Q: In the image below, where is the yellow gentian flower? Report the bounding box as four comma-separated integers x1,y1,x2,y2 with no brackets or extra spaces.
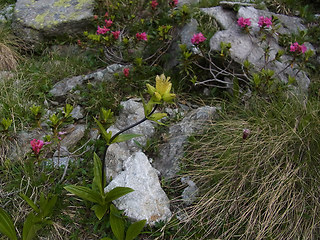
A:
146,74,176,103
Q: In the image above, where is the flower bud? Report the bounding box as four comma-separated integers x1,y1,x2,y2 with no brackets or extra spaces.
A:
243,129,250,140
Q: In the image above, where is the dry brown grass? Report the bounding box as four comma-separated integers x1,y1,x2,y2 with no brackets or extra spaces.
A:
0,42,19,71
0,26,22,71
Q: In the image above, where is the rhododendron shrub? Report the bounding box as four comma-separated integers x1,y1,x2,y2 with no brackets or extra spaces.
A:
30,139,44,155
123,68,130,77
258,16,272,28
136,32,148,41
191,33,206,45
290,42,307,53
151,0,158,10
237,17,251,28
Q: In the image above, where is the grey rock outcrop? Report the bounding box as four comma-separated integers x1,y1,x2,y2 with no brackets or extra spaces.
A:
49,64,126,98
60,124,86,149
104,151,172,225
12,0,95,43
205,6,311,92
52,146,71,167
178,0,199,7
181,177,199,205
153,106,217,179
105,99,155,180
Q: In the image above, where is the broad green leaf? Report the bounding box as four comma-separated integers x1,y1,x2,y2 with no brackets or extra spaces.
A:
39,193,46,213
91,204,109,220
64,185,102,204
100,238,112,240
92,153,103,196
19,193,40,213
125,220,146,240
0,207,17,240
105,187,134,203
94,117,112,144
148,113,167,122
111,134,142,144
22,213,42,240
110,204,125,240
41,194,57,218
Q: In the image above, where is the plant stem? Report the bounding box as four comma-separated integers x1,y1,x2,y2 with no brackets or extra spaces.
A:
101,104,158,188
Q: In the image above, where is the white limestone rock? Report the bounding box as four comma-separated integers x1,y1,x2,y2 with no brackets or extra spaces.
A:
105,151,172,225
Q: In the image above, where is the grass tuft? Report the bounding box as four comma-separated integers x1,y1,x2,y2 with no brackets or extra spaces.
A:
173,94,320,239
0,26,21,71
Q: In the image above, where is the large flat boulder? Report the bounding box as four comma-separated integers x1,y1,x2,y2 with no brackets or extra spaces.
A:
105,151,171,225
12,0,95,43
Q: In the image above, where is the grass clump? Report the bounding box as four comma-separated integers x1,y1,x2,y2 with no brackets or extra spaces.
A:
174,94,320,239
0,25,21,71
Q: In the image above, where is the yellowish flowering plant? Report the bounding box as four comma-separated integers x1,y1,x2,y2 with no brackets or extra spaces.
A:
146,74,176,103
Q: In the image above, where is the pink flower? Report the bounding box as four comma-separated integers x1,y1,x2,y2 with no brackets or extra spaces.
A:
136,32,148,41
77,39,81,46
104,12,108,17
30,139,44,155
112,31,120,40
58,131,67,135
97,26,110,35
105,19,113,27
237,17,251,28
290,43,297,52
290,42,307,53
151,0,158,9
169,0,178,7
93,15,98,20
299,44,307,53
191,32,206,45
123,68,129,78
258,16,272,28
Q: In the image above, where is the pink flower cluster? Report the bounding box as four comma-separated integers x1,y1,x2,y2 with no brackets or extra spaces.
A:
105,19,113,27
123,68,130,78
237,17,251,28
169,0,178,7
151,0,158,9
112,31,120,40
136,32,148,41
97,26,110,35
191,32,206,45
258,16,272,28
30,139,44,155
290,42,307,53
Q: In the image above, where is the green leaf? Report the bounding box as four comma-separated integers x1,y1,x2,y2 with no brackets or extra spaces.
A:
94,117,112,144
111,134,142,144
64,185,102,204
253,73,261,86
92,153,103,196
100,238,113,240
91,204,109,220
105,187,134,203
125,220,146,240
0,207,17,240
148,113,167,122
41,194,57,218
64,103,73,118
19,193,40,213
22,213,42,240
110,204,125,240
